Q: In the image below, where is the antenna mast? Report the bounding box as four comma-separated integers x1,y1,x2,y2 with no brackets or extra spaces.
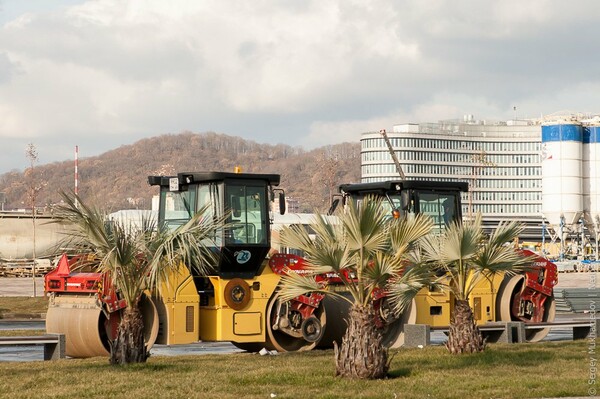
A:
75,145,79,207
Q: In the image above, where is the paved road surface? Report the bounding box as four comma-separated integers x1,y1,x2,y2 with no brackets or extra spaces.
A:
0,277,44,297
1,272,598,297
0,273,597,361
0,318,581,362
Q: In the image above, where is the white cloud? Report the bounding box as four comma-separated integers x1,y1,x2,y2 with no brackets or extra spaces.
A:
303,95,504,148
1,0,600,173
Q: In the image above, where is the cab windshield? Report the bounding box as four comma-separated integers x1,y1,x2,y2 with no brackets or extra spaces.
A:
160,189,196,230
225,184,268,245
379,191,460,235
159,182,268,246
417,192,459,235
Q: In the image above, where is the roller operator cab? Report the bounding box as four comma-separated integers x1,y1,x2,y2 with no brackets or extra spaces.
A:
335,179,557,343
338,180,467,233
147,171,289,348
148,171,283,278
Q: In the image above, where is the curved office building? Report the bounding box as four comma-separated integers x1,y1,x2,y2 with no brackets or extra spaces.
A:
362,118,542,239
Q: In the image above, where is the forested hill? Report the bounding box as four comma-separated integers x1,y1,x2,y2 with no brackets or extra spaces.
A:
0,132,361,213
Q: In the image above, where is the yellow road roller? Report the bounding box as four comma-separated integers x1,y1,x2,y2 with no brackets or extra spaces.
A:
337,180,557,343
46,171,328,356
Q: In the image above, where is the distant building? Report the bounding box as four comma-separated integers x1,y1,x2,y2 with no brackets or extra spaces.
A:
361,113,600,259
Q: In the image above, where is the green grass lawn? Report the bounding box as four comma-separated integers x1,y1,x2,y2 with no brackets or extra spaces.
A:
0,340,594,399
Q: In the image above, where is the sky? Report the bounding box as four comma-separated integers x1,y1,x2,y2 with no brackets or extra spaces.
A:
1,0,600,174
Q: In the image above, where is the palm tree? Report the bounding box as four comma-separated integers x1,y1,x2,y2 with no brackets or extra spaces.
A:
52,193,218,364
278,196,433,379
413,214,533,354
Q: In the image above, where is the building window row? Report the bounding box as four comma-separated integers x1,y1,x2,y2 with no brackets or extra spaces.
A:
362,150,540,165
361,137,540,153
361,164,541,177
472,203,541,215
471,191,541,201
477,179,541,189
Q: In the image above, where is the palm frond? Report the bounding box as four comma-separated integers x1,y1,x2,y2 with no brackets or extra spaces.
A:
310,214,344,250
363,252,404,290
280,222,318,257
440,216,482,264
52,192,222,308
341,196,389,255
278,196,439,310
52,192,113,255
280,213,352,274
488,220,524,248
147,204,221,289
389,213,433,257
387,260,438,314
418,212,534,302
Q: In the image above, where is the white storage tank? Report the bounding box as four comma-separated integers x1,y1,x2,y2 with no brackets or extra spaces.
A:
584,123,600,233
0,213,66,259
541,121,584,229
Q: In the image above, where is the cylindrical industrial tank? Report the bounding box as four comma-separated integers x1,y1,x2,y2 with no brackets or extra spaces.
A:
584,123,600,233
541,122,584,228
0,214,66,259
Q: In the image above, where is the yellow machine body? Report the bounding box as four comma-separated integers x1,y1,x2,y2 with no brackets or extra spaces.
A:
154,264,202,345
198,266,279,343
154,262,279,345
414,272,505,327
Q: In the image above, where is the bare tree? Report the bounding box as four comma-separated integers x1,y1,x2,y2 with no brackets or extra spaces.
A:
312,151,341,209
25,143,42,297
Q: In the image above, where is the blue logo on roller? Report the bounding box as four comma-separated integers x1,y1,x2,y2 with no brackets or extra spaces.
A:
235,250,251,264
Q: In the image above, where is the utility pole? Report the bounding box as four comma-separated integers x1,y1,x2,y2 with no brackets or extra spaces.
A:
379,129,406,179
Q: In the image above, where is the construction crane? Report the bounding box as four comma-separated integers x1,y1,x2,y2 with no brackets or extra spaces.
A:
379,129,406,179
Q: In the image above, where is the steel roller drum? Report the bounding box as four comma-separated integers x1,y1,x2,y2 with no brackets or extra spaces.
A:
265,292,327,352
318,294,416,349
495,275,556,342
46,294,160,358
46,295,109,358
233,292,327,353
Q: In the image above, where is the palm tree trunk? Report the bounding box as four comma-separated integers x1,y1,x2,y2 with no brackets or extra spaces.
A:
334,305,389,379
110,304,149,364
446,299,485,354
